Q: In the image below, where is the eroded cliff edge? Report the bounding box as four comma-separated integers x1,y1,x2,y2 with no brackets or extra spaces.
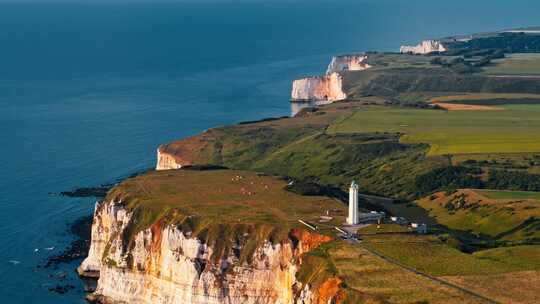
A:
79,169,348,304
291,72,347,102
290,54,372,102
326,54,371,74
400,39,446,54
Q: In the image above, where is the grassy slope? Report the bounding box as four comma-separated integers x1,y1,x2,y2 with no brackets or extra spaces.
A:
327,242,484,304
477,189,540,200
328,105,540,155
441,270,540,304
343,68,540,99
415,189,540,242
160,101,451,199
251,132,445,198
364,235,505,276
483,53,540,76
106,169,347,264
110,169,347,232
363,233,540,277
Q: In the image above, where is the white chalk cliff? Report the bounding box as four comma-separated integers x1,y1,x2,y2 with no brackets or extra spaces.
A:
400,40,446,54
156,148,183,170
291,73,347,102
79,200,340,304
326,54,371,74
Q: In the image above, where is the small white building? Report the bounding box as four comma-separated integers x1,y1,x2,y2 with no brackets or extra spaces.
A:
347,181,359,225
411,223,428,234
357,211,384,223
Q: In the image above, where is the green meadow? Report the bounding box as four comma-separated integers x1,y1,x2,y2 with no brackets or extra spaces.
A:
476,189,540,200
363,234,540,276
327,105,540,155
483,53,540,76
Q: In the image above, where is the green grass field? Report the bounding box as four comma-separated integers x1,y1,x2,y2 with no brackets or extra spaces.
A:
483,53,540,76
473,245,540,269
110,169,347,229
364,234,540,276
327,105,540,155
476,189,540,200
106,169,348,263
326,241,485,304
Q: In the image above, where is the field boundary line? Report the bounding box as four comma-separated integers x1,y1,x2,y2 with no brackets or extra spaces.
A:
359,243,500,304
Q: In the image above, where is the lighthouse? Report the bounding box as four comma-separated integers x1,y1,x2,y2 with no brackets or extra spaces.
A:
347,181,359,225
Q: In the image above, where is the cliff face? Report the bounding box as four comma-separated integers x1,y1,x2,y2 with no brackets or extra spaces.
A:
291,73,347,102
326,54,371,74
400,40,446,54
79,200,339,304
156,148,186,170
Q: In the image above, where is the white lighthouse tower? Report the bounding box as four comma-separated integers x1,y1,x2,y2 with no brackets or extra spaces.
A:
347,181,359,225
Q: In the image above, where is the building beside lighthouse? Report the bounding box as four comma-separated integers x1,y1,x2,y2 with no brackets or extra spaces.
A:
347,181,359,225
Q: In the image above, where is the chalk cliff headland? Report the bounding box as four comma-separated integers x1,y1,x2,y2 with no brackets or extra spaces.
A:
290,54,372,102
82,28,540,304
400,40,446,54
79,170,347,304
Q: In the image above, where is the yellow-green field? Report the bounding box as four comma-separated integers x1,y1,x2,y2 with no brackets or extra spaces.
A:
429,92,540,103
327,242,485,304
442,270,540,304
363,234,540,276
476,189,540,200
483,53,540,75
327,105,540,155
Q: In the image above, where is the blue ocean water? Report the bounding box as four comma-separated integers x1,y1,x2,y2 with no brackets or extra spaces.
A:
1,1,539,303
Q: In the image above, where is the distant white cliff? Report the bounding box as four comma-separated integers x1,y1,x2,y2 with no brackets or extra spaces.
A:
291,72,347,102
326,54,371,74
400,40,446,54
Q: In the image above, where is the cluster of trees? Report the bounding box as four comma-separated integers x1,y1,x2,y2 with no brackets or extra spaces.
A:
285,180,346,201
430,44,509,74
430,55,498,74
461,33,540,54
442,47,505,59
411,166,540,197
486,169,540,191
411,166,483,197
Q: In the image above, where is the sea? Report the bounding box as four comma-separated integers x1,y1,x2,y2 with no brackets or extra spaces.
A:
1,0,539,302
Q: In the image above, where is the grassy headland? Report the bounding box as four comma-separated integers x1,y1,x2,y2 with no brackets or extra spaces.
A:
139,31,540,302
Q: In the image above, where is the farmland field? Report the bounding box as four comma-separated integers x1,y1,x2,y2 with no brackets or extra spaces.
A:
326,242,485,304
475,189,540,200
442,270,540,304
363,235,540,276
429,93,540,106
483,53,540,76
327,105,540,155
